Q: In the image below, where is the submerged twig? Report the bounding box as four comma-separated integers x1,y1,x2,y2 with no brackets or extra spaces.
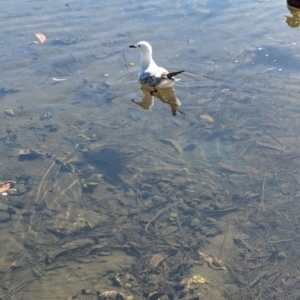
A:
172,208,182,232
255,170,266,220
145,206,170,233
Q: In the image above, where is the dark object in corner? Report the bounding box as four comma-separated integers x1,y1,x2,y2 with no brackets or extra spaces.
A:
286,1,300,28
288,0,300,8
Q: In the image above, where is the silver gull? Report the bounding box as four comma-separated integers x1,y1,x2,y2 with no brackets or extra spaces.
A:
129,41,185,88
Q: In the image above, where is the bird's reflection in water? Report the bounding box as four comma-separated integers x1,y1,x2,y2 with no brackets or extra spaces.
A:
132,84,185,116
286,4,300,28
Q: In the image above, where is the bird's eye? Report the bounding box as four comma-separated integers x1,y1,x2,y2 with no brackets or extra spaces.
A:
138,45,140,47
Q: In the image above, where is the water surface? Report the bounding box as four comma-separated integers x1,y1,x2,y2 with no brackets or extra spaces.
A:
0,0,299,299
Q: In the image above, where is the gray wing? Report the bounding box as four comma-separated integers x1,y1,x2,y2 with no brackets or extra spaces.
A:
138,72,162,87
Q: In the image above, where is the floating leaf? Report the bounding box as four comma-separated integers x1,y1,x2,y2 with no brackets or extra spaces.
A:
35,33,46,43
0,182,10,194
5,109,14,117
52,78,68,81
197,98,210,105
149,253,165,268
200,114,214,123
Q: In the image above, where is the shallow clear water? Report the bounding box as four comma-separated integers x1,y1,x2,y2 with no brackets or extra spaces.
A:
1,0,300,299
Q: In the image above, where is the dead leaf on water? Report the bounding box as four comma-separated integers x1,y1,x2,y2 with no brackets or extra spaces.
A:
52,78,68,81
200,114,214,123
197,98,210,105
35,33,46,43
149,253,166,268
0,182,10,194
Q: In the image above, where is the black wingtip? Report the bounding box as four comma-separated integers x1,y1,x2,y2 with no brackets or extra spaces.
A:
167,70,185,79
